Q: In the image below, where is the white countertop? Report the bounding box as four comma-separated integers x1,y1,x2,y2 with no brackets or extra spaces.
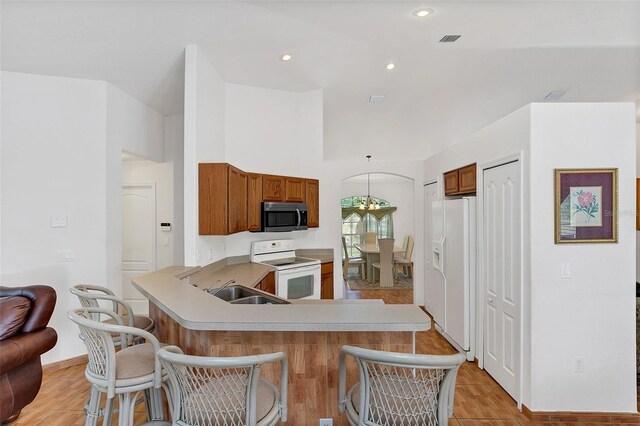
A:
132,266,430,332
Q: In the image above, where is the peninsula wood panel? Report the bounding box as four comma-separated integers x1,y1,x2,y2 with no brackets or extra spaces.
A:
306,179,320,228
150,304,412,426
247,173,263,231
262,175,286,201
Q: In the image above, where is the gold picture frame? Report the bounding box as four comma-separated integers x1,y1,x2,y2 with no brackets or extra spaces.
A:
554,168,618,244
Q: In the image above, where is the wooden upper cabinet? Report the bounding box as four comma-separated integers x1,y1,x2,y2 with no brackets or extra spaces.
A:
444,163,476,196
227,165,247,234
444,170,459,195
285,177,305,202
263,175,285,201
305,179,319,228
199,163,246,235
247,173,263,232
457,163,476,194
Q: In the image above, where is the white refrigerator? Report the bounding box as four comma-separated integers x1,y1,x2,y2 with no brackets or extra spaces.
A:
431,197,476,360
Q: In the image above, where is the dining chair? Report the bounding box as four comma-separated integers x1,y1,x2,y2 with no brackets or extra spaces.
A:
68,307,168,426
363,232,377,245
371,238,395,287
338,345,466,426
157,345,288,426
394,235,415,278
342,236,366,279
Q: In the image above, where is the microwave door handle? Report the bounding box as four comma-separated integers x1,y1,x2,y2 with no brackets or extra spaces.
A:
296,208,301,228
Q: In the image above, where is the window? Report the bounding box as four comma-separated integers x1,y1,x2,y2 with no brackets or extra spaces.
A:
341,196,394,258
341,213,361,258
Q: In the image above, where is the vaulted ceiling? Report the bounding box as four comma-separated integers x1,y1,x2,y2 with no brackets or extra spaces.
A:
2,1,639,160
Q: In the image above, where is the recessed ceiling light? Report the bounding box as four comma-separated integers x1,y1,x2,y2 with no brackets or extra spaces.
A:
280,54,292,62
386,63,396,70
413,8,433,18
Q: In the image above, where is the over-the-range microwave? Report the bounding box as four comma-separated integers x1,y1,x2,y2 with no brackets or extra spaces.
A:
259,202,308,232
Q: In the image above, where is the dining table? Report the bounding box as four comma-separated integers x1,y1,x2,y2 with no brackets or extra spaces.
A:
354,242,404,283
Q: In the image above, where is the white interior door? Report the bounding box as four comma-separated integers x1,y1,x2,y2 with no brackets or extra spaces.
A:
423,183,439,312
483,161,520,400
122,184,156,315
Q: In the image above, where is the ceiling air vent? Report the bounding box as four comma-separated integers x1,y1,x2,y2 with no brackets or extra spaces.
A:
439,35,461,43
369,95,385,104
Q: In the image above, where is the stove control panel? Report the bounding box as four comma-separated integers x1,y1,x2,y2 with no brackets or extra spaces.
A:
251,239,296,256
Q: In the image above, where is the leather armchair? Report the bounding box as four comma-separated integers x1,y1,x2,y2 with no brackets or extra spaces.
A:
0,285,57,423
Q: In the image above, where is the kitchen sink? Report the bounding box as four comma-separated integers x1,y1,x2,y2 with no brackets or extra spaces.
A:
230,295,290,305
211,285,290,305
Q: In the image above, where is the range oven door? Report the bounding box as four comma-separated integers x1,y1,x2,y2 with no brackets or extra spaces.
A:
262,202,308,232
276,264,321,300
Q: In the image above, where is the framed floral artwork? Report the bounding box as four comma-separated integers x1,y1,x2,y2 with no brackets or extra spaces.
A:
554,168,617,244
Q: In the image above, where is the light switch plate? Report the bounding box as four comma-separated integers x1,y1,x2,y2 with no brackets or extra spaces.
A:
561,262,571,279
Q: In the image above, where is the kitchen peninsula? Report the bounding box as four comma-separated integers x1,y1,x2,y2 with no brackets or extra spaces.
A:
132,262,430,425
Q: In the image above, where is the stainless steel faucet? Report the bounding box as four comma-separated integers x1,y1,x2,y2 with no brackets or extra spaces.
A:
206,279,236,295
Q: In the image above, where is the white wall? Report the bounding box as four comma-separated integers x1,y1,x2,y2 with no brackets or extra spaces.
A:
183,59,426,301
122,160,175,269
106,84,165,299
165,114,185,265
183,44,226,266
636,124,639,283
1,72,167,364
1,71,108,364
528,103,636,412
341,174,415,246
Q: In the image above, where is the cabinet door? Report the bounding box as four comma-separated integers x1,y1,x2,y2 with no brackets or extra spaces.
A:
444,170,459,196
262,272,276,295
458,163,477,194
321,262,334,299
305,179,319,228
247,173,263,231
263,175,285,201
199,163,228,235
285,177,305,202
227,165,247,234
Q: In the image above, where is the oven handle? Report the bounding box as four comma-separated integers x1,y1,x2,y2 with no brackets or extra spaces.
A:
278,264,320,275
296,208,301,228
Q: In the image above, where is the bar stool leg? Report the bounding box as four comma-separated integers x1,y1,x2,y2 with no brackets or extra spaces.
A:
149,387,165,421
117,393,133,426
84,385,101,426
103,397,114,426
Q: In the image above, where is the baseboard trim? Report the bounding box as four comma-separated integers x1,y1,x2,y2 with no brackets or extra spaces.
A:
522,404,640,424
43,354,87,373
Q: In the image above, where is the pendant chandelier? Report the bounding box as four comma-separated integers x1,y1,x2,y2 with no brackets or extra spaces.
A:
359,155,380,211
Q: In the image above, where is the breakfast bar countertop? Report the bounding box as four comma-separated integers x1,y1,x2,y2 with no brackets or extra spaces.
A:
132,265,430,333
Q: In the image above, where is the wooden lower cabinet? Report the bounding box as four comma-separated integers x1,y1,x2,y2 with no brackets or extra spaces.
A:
255,271,276,295
321,262,334,300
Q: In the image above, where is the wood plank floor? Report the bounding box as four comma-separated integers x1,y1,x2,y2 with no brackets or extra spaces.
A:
14,280,638,425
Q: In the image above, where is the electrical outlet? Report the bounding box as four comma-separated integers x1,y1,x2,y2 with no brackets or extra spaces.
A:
574,356,584,373
319,420,333,426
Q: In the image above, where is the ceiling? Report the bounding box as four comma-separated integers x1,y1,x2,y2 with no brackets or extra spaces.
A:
2,1,639,161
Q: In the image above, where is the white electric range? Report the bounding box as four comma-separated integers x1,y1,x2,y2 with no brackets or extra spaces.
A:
250,239,321,300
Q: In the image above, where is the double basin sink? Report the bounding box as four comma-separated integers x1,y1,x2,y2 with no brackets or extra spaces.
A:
211,285,290,305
